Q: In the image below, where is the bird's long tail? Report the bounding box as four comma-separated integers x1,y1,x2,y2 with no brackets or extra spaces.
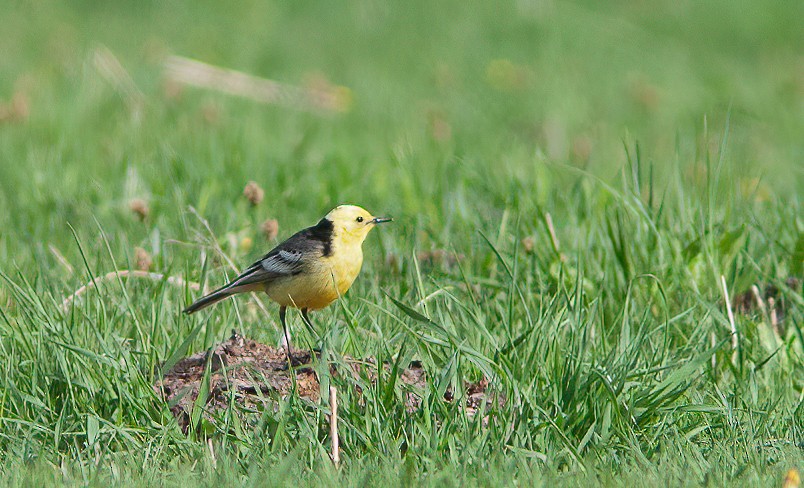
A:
183,286,234,314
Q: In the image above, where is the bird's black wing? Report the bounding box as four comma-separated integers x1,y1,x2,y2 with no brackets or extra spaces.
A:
223,218,334,290
183,217,334,314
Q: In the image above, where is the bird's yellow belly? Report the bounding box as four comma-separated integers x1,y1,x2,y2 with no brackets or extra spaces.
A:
265,254,362,310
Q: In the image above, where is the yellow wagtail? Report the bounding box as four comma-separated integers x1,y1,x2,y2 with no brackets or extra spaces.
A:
184,205,392,351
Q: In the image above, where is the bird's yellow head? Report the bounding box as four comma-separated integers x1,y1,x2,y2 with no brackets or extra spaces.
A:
324,204,392,246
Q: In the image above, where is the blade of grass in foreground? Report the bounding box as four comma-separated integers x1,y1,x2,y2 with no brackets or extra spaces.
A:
159,318,206,377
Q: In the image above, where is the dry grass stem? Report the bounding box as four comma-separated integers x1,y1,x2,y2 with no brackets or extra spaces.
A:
62,270,202,312
49,244,75,275
330,386,340,468
92,45,145,117
164,56,350,113
720,275,739,364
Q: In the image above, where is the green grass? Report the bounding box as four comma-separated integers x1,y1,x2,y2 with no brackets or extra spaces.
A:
1,0,803,485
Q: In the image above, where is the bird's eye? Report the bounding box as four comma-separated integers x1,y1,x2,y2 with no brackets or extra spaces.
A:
356,216,364,223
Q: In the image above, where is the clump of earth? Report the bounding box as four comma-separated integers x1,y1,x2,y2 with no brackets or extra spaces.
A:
156,332,500,432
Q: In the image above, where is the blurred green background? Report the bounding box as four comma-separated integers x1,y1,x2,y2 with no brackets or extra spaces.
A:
2,0,802,270
2,1,802,235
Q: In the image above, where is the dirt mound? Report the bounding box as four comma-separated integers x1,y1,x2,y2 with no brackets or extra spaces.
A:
155,332,498,432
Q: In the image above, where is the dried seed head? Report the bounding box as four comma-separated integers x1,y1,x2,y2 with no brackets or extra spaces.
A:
571,135,593,163
239,236,253,253
427,110,452,142
261,218,279,240
11,92,29,120
243,181,264,206
521,236,535,254
0,92,29,123
129,198,149,221
134,247,152,271
628,74,661,112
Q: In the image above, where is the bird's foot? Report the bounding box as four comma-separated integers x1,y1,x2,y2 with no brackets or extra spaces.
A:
279,347,314,369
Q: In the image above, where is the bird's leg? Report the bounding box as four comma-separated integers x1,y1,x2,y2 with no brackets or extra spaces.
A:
301,308,314,335
279,306,291,359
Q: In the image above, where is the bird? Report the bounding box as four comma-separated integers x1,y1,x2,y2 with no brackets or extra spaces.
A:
184,205,392,355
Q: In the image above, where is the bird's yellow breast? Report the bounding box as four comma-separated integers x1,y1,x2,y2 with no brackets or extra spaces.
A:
265,241,364,310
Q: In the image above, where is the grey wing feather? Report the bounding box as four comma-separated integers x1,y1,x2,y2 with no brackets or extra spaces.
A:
226,249,303,290
262,249,303,273
183,220,331,314
222,231,324,291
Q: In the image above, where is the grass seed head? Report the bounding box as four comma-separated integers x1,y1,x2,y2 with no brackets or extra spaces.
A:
134,247,152,271
243,181,264,206
0,92,30,123
571,135,593,163
261,218,279,240
521,236,535,254
128,198,149,221
427,110,452,142
239,236,253,253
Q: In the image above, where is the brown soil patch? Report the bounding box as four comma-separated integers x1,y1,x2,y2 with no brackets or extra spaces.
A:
155,332,499,432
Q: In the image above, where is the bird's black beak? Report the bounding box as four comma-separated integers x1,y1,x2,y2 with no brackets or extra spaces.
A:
371,217,393,224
